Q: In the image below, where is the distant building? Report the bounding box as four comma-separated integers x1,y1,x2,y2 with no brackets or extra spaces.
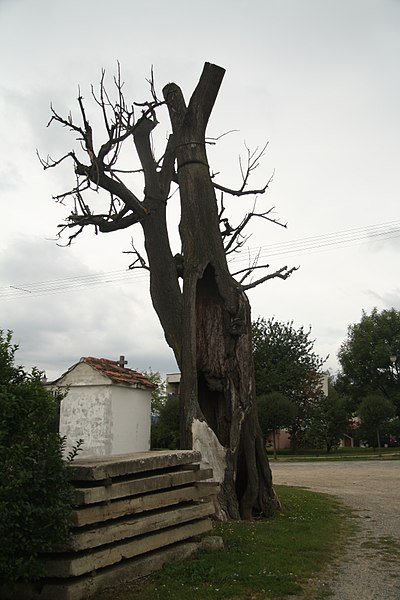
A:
47,356,154,458
166,372,181,396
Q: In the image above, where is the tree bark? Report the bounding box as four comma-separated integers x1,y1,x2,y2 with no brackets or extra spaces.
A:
161,63,276,519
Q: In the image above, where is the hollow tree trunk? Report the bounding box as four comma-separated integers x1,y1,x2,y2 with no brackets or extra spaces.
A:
162,63,277,519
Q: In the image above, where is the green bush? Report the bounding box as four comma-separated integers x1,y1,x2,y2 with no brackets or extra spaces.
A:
0,331,72,583
151,394,180,449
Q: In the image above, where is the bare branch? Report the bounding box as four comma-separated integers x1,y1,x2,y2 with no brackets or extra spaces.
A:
123,239,150,271
37,149,78,170
146,66,159,103
44,63,293,307
56,223,85,247
232,263,271,282
214,168,274,197
205,129,239,145
224,203,286,255
134,67,164,123
47,104,85,138
105,167,143,175
240,265,299,291
57,207,141,245
52,177,91,205
77,93,92,150
43,66,176,256
229,248,260,283
220,217,235,238
217,192,226,220
91,70,112,135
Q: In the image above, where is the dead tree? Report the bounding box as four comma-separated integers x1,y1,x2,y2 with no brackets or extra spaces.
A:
39,62,296,520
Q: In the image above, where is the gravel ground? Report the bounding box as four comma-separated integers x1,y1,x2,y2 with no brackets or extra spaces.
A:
271,460,400,600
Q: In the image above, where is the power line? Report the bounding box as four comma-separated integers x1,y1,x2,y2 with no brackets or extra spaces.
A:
1,220,399,300
255,219,400,252
233,219,400,265
0,269,148,300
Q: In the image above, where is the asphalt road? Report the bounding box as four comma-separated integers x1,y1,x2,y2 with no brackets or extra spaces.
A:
271,460,400,599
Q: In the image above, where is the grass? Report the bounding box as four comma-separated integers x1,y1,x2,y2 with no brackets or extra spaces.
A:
96,485,353,600
270,447,400,462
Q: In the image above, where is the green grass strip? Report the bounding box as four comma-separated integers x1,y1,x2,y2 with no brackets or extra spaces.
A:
272,447,400,462
100,485,351,600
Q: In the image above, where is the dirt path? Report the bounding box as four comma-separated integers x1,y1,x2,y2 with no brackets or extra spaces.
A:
271,460,400,599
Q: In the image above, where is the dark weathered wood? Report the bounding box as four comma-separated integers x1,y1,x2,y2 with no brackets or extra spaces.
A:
163,63,276,519
5,452,216,600
73,467,213,505
71,482,215,527
45,518,212,577
68,450,201,481
59,501,214,551
2,542,200,600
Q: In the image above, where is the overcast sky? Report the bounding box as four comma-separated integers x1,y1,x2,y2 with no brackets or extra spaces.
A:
1,0,399,380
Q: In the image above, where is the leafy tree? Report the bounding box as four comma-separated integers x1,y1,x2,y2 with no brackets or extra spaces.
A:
337,308,400,415
151,394,180,450
380,416,400,446
252,317,326,449
40,62,297,519
358,393,395,455
307,380,350,453
0,331,72,583
257,392,296,459
142,369,167,417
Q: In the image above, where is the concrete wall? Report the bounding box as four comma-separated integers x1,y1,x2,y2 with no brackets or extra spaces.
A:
110,386,151,454
55,362,151,458
266,429,291,450
59,385,113,457
166,372,181,396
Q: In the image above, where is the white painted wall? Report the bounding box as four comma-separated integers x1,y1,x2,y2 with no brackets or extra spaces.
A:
53,362,151,458
111,386,151,454
59,384,113,457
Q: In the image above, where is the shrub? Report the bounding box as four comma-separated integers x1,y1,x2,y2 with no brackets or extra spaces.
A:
0,331,72,583
151,394,180,449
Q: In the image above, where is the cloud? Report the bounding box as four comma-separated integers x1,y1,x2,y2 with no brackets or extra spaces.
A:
366,289,400,311
1,0,400,385
0,235,87,283
0,236,178,379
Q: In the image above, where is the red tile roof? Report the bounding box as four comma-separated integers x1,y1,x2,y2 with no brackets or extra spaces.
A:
81,357,155,389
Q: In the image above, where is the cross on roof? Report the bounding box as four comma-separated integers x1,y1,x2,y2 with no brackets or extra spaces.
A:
118,355,128,368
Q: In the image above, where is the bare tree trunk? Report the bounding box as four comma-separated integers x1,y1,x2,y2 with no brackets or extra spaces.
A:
162,63,276,520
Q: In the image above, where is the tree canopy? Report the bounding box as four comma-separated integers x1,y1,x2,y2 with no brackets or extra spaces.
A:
252,317,325,396
142,369,167,418
337,307,400,415
151,394,180,450
306,379,350,452
358,393,395,454
252,317,326,448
